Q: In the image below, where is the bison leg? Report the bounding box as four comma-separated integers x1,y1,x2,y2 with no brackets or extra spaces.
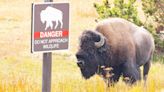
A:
103,72,121,87
49,21,53,30
59,19,63,29
122,61,140,84
45,21,52,30
110,67,122,83
143,61,151,82
54,20,58,29
105,67,122,86
45,22,49,30
137,67,141,80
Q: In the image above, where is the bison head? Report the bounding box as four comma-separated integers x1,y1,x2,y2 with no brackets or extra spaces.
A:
76,30,109,79
40,10,46,24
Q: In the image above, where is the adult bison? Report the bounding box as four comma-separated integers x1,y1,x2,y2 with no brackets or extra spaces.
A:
40,6,63,30
76,18,154,85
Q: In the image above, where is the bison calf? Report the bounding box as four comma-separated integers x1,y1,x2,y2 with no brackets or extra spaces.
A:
76,18,155,85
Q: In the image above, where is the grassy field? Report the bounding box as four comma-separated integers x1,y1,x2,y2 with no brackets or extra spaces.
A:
0,55,164,92
0,0,164,92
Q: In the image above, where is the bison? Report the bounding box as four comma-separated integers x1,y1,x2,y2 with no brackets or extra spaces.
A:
76,18,155,85
40,6,63,30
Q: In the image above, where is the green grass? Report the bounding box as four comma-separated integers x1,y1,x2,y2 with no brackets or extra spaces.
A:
153,53,164,63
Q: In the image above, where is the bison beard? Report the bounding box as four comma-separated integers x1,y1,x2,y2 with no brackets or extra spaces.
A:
76,18,155,85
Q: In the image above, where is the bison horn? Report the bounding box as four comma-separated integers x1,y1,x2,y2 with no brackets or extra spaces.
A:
94,32,105,48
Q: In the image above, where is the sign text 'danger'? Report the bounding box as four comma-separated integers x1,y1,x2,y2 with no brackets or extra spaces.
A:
34,30,68,39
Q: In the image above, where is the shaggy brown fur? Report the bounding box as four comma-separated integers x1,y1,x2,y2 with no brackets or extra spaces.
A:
96,18,136,66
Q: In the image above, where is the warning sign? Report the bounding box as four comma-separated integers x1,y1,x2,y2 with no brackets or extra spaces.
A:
31,3,69,52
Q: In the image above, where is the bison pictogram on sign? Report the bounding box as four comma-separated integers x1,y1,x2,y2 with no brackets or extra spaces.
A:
40,6,63,30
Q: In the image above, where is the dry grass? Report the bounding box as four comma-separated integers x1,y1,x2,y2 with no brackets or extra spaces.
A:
0,0,164,92
0,55,164,92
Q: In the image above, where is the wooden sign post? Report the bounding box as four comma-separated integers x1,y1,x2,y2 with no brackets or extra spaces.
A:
42,0,52,91
42,52,52,92
42,0,53,92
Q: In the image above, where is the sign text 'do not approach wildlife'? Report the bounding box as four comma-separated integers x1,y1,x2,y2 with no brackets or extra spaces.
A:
31,3,69,52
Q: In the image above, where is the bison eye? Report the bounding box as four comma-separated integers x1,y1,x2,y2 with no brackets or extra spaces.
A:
77,60,85,68
76,54,84,60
